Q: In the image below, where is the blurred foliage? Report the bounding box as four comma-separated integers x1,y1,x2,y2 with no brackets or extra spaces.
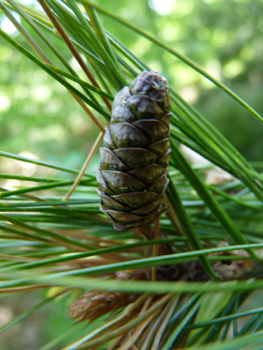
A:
0,0,263,168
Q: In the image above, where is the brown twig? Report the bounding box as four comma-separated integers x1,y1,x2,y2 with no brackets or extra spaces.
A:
63,131,104,201
38,0,111,112
0,285,49,294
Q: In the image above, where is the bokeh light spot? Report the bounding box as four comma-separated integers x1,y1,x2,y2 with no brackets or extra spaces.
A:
0,13,20,34
0,95,11,111
223,60,245,79
149,0,175,15
31,86,51,102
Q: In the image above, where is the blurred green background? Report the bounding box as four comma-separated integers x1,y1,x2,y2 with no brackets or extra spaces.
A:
0,0,263,348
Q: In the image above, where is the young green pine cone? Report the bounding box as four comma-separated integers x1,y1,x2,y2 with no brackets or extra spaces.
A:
97,71,172,230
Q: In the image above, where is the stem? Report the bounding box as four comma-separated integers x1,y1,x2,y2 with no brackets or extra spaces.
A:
152,218,159,281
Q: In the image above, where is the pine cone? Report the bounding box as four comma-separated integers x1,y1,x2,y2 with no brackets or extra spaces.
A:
68,270,147,323
97,71,172,230
68,290,138,323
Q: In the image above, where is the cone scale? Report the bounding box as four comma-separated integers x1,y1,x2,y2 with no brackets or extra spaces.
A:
97,71,172,230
